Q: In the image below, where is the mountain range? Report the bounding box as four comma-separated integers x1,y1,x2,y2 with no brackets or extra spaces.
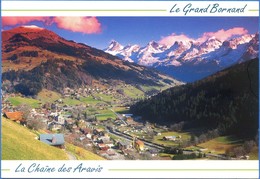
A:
2,26,180,96
105,33,259,82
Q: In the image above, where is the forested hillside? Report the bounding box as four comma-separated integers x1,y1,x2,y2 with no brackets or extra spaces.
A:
131,58,258,139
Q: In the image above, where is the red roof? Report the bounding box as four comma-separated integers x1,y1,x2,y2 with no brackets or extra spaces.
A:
4,111,24,121
135,140,144,146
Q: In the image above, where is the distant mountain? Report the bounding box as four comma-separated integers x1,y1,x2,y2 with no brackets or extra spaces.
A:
2,26,181,96
105,33,259,82
130,58,258,139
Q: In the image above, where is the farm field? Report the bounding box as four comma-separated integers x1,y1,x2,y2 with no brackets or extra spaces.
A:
113,107,130,114
153,131,191,147
95,93,117,103
197,136,243,154
95,110,116,121
63,97,83,106
8,96,41,108
123,86,144,99
80,96,104,105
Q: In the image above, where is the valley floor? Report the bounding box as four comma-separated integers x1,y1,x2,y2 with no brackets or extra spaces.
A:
2,87,258,160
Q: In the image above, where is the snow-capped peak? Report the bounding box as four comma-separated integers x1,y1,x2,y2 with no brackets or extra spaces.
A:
104,33,257,74
198,36,222,53
104,40,124,55
107,40,124,51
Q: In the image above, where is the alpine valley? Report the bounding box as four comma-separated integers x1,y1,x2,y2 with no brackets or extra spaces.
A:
105,33,259,82
2,25,259,161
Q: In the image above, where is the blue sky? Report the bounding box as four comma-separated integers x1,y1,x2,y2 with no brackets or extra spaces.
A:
3,17,259,49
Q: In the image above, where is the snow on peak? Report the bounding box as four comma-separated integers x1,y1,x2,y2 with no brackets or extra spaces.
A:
21,25,44,30
104,33,257,69
106,40,124,52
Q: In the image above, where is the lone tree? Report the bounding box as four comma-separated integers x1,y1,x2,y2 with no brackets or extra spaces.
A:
26,115,45,130
16,104,31,119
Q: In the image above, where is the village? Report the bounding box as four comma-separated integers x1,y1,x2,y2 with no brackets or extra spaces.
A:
2,83,254,160
1,85,189,160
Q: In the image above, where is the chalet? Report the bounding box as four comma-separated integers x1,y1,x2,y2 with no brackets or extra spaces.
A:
93,128,105,136
117,141,129,150
3,111,25,122
39,134,65,148
133,138,144,152
163,136,176,141
98,143,109,151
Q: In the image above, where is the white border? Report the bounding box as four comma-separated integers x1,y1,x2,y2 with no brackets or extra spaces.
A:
1,160,259,178
2,1,259,16
1,0,259,179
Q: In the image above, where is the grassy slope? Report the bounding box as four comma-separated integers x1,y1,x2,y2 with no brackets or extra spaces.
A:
122,86,144,99
37,89,61,103
197,136,258,159
65,143,104,160
8,96,40,108
80,97,103,105
248,147,259,160
197,136,242,154
2,117,68,160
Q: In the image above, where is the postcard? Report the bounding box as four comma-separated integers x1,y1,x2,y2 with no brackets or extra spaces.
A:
1,0,259,178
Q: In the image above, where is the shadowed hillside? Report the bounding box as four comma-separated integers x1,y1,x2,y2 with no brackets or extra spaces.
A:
2,26,180,96
131,58,259,139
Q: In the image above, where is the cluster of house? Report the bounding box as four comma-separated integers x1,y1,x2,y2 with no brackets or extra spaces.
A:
79,126,146,159
62,85,139,107
2,92,162,160
63,87,100,99
63,86,122,99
